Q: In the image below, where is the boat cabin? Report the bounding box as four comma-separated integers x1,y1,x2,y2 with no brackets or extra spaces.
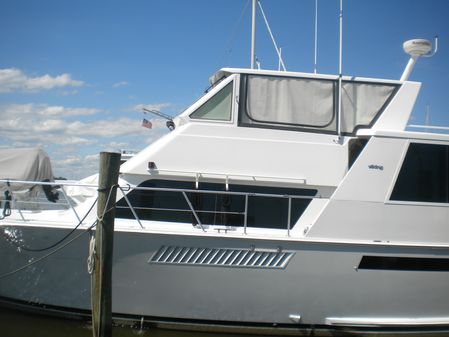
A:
116,67,438,239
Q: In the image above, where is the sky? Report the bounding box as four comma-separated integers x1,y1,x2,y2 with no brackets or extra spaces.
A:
0,0,448,179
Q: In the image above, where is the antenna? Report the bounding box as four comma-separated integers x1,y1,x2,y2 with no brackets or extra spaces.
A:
314,0,318,74
425,105,430,133
278,47,282,71
400,36,438,81
337,0,343,138
251,0,257,69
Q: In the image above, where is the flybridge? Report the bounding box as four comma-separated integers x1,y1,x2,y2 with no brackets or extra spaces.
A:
178,67,415,135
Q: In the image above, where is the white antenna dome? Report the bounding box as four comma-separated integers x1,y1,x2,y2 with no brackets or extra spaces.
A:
403,39,432,57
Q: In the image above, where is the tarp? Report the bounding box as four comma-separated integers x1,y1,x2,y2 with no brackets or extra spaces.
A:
0,148,58,202
0,147,54,184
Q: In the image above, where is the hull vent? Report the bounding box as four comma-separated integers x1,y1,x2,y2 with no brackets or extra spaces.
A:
149,246,294,269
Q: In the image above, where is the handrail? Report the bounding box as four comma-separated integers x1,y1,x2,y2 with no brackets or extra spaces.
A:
118,186,144,229
1,179,319,235
148,169,307,186
0,179,318,200
59,186,81,223
128,185,317,200
0,179,97,224
0,179,98,188
116,184,318,236
181,191,206,232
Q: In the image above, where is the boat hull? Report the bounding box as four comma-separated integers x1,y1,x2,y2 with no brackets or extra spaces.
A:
1,224,449,330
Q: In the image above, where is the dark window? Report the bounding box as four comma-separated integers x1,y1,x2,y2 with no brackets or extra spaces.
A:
358,256,449,272
390,143,449,203
348,138,368,169
116,180,316,229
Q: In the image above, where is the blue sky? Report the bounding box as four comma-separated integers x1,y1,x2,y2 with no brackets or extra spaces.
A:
0,0,448,179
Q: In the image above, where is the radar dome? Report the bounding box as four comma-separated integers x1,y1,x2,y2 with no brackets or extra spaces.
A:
403,39,432,57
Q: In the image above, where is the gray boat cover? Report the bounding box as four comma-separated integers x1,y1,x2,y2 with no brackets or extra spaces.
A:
0,147,55,192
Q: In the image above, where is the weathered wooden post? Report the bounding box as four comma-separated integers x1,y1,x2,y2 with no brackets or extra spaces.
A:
92,152,121,337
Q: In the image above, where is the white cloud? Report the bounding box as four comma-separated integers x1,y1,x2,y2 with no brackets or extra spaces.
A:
60,89,79,96
106,141,131,149
128,103,173,113
59,136,94,145
52,154,99,180
58,155,83,165
65,118,148,137
0,102,169,179
0,103,101,118
112,81,129,88
0,103,165,143
34,119,67,132
85,154,99,161
0,68,84,93
38,105,101,116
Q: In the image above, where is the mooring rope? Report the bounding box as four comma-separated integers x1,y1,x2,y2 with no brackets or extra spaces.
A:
87,235,96,275
0,220,97,280
87,183,118,275
0,184,117,280
7,197,98,253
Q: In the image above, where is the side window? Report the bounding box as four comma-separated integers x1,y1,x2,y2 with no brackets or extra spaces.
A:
189,82,233,121
116,180,316,229
240,75,335,131
238,74,397,134
390,143,449,203
341,82,397,133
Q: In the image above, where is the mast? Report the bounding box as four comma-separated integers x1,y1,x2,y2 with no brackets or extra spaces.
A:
251,0,257,69
314,0,318,74
337,0,343,138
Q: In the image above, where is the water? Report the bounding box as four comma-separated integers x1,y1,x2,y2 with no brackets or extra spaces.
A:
0,307,211,337
3,307,448,337
0,307,281,337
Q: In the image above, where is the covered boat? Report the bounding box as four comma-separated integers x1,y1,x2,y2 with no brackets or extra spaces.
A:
0,148,59,216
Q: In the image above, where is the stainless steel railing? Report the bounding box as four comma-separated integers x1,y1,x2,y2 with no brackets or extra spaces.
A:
0,179,97,223
115,184,317,235
0,179,318,235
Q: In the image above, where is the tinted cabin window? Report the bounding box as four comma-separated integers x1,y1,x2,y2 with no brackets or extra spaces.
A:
189,82,233,121
116,180,316,229
390,143,449,203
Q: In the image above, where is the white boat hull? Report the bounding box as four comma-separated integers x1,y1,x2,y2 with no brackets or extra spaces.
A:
1,224,449,331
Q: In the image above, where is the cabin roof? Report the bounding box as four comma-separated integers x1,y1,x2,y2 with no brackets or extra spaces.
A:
210,67,407,86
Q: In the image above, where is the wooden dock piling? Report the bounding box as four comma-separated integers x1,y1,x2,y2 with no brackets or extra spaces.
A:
92,152,121,337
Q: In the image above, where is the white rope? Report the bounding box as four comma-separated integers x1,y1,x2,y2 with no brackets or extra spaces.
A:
89,183,117,274
87,235,96,274
96,184,118,224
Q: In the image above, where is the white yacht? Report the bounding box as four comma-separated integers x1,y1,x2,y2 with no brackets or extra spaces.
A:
0,12,448,337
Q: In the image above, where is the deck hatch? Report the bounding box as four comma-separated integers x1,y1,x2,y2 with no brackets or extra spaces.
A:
358,256,449,271
149,246,294,269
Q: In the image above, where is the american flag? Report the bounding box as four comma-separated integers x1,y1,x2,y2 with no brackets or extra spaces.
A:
141,118,152,129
